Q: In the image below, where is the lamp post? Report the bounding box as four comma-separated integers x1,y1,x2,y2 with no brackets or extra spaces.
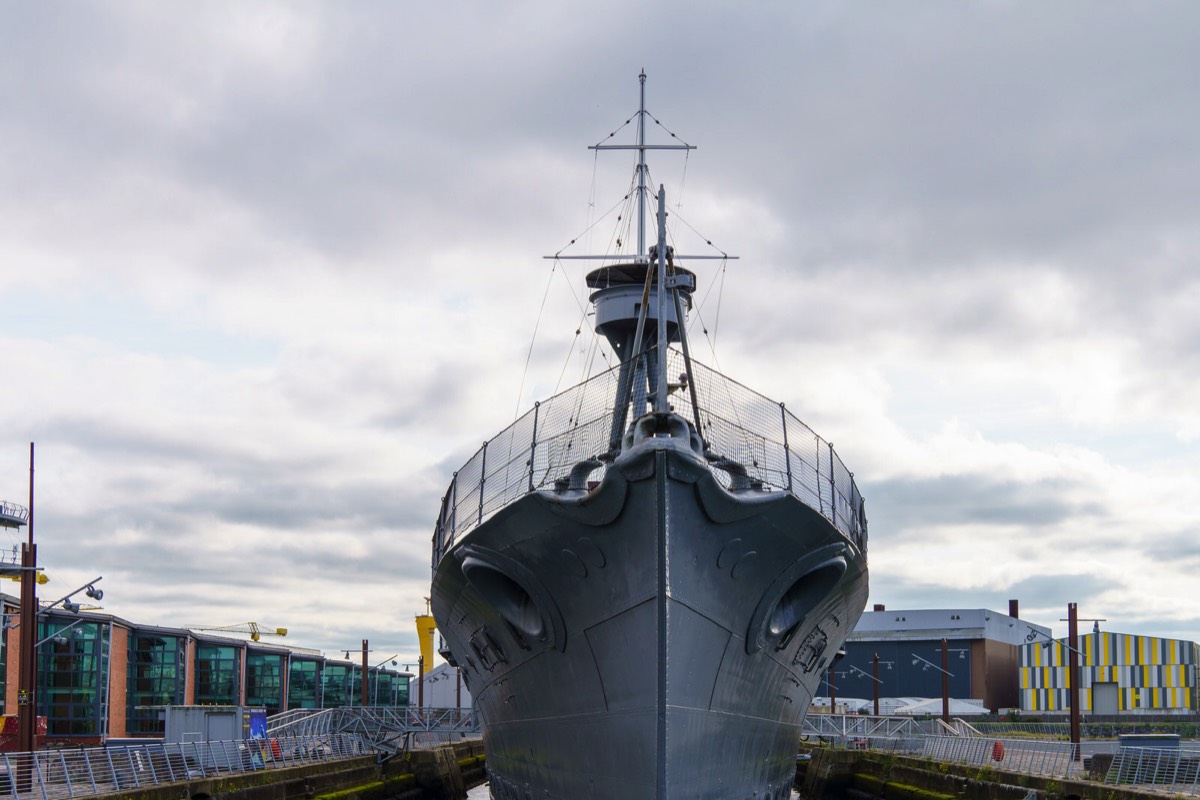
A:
360,639,369,707
846,662,882,716
18,444,37,757
873,653,880,716
941,638,949,723
368,653,400,706
1026,606,1100,763
912,646,955,724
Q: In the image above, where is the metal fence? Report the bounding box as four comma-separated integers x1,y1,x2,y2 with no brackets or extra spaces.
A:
814,718,1200,795
918,735,1086,780
0,733,370,800
1104,746,1200,796
973,721,1200,740
433,347,867,568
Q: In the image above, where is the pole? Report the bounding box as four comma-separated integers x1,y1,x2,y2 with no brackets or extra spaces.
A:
456,666,462,709
941,638,950,723
873,652,880,717
828,667,836,713
1068,602,1081,761
418,656,425,709
16,444,37,770
361,639,369,707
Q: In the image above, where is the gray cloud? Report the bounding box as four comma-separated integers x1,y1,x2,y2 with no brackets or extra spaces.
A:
2,1,1198,655
865,473,1105,530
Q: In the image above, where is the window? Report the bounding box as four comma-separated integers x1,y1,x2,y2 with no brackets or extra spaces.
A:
320,663,349,708
194,643,241,705
127,632,186,734
287,659,322,709
245,652,285,712
37,618,109,737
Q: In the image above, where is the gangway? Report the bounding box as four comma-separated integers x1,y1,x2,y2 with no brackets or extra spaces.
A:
268,707,481,758
801,714,936,741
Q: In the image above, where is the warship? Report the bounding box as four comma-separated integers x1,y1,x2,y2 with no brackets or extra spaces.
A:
430,73,869,800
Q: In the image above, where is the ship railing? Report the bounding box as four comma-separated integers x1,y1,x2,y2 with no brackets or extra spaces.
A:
0,500,30,527
433,347,867,568
0,733,371,800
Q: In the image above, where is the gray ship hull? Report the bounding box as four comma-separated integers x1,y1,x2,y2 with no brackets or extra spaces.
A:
432,429,869,799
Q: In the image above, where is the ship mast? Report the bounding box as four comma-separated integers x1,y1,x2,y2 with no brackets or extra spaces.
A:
590,70,693,264
589,71,698,420
637,71,647,257
556,72,733,451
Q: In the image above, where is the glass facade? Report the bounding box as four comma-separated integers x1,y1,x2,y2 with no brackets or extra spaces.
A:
38,618,109,737
348,665,364,706
320,662,350,708
127,632,186,734
372,671,400,706
245,651,285,712
287,658,322,709
0,614,415,740
194,642,241,705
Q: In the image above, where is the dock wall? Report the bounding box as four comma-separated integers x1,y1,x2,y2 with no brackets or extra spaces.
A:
799,747,1171,800
86,741,486,800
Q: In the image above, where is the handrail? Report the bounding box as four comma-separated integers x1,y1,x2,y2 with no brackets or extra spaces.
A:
0,499,30,526
0,733,371,800
432,347,867,569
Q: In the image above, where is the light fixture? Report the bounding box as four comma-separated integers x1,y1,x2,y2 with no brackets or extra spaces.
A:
43,575,104,615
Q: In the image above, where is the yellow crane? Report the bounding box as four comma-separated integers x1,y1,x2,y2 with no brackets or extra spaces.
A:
415,597,436,667
185,622,288,642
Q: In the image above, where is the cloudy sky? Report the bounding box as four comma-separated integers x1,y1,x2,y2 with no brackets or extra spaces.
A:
2,2,1198,663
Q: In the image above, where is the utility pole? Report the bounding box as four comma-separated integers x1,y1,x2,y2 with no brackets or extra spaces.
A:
941,638,950,723
873,652,880,717
1067,603,1081,761
18,443,38,756
361,639,369,707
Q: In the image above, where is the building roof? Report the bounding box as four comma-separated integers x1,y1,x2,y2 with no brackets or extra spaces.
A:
849,608,1049,647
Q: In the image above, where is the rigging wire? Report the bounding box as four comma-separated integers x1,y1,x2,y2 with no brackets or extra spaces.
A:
591,111,639,149
672,150,690,243
552,192,635,258
647,111,693,148
551,305,592,398
687,257,729,364
514,259,563,421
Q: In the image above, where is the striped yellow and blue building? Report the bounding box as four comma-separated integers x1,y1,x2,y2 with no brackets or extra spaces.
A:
1020,632,1199,714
